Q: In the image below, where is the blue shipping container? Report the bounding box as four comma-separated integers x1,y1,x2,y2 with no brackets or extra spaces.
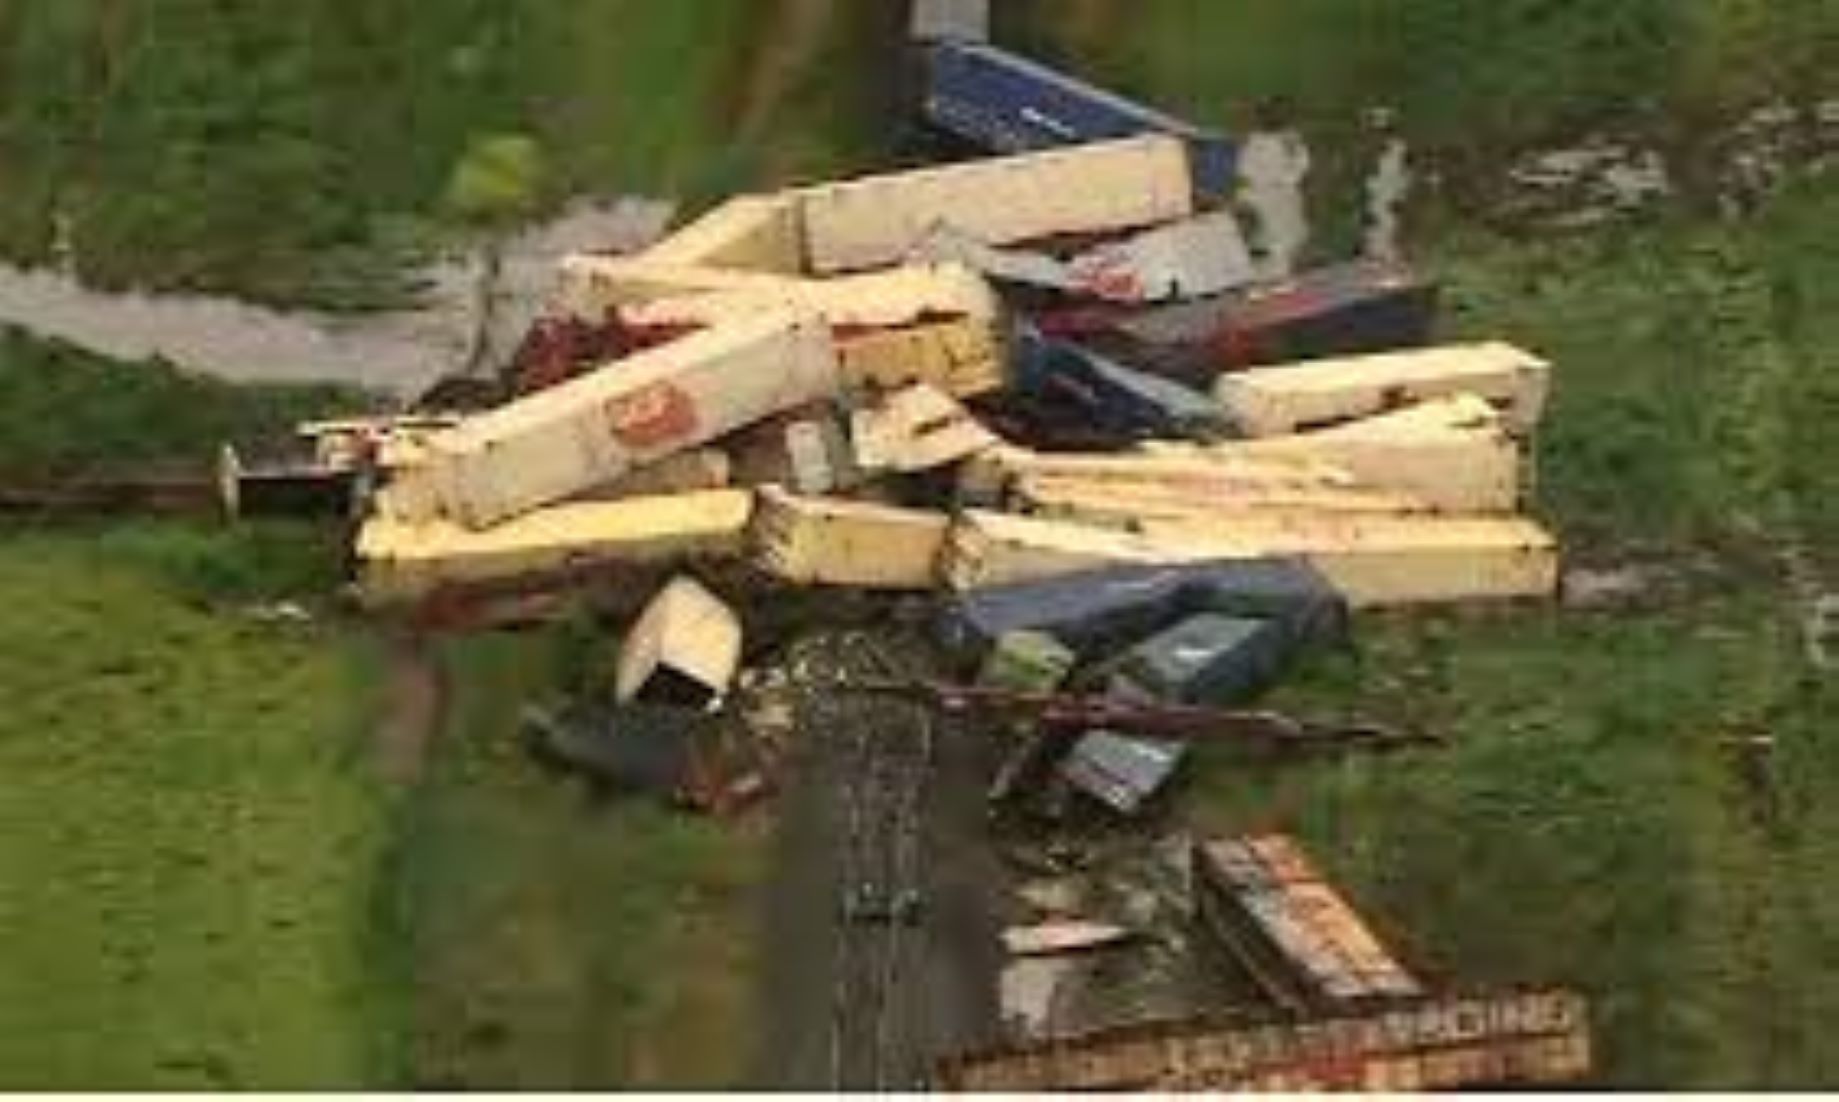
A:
920,39,1236,199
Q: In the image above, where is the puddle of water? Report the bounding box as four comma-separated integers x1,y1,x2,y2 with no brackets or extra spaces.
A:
0,196,672,397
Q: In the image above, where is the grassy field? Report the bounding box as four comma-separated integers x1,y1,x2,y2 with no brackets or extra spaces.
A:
0,525,393,1089
377,630,766,1089
0,326,373,477
0,0,888,307
0,326,765,1088
1190,179,1839,1087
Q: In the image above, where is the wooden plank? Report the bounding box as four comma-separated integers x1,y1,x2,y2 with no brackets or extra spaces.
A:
798,135,1193,274
379,310,836,528
942,509,1557,606
835,316,1006,398
1214,341,1550,436
750,486,950,589
356,490,754,607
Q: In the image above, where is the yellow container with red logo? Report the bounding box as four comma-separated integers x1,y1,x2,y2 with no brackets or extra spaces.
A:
378,310,836,529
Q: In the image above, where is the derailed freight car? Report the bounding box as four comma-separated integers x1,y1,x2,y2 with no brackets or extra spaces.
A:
933,987,1592,1090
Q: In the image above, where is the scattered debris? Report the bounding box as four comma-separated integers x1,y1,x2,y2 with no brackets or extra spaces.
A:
1002,920,1134,957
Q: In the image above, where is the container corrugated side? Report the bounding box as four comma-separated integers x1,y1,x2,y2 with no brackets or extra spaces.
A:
798,135,1193,274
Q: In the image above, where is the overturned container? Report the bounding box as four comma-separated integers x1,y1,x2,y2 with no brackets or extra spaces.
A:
381,310,837,528
615,575,743,709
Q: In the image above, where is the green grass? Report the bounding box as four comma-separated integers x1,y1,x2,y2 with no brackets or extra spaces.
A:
0,527,398,1088
1010,0,1837,251
378,628,764,1089
0,327,375,477
1186,179,1839,1087
0,0,885,307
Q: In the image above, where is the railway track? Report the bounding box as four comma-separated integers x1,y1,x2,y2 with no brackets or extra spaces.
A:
788,630,941,1088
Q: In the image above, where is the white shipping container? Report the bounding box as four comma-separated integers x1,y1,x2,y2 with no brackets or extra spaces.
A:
1214,341,1551,436
798,135,1194,274
385,310,837,528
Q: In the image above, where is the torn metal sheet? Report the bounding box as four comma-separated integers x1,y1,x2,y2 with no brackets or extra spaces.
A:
834,315,1007,399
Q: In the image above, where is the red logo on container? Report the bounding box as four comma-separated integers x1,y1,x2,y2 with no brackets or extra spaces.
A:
605,382,698,449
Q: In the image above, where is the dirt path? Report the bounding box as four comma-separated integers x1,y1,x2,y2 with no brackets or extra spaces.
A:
374,633,444,785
